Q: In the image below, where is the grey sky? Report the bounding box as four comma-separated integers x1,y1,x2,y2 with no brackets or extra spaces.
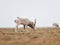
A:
0,0,60,27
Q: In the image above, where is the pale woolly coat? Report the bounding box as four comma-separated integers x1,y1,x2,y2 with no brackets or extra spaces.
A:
14,17,36,32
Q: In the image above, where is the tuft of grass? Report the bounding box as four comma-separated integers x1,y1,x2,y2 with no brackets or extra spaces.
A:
2,36,12,41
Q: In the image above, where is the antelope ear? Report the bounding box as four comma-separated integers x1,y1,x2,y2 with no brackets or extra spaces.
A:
17,17,20,19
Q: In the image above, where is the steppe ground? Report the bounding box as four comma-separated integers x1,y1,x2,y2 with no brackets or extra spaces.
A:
0,27,60,45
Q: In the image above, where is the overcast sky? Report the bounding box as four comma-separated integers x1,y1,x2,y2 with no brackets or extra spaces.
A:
0,0,60,27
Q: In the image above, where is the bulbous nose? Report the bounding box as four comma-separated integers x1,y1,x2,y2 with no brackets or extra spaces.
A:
14,20,16,22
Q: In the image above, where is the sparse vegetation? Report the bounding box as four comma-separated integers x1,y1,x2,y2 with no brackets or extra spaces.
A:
2,36,12,41
0,28,60,45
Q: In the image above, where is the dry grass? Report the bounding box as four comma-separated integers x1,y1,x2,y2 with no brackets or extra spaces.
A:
0,27,60,45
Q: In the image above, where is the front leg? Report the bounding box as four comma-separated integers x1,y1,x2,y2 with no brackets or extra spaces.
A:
24,25,25,30
15,25,18,32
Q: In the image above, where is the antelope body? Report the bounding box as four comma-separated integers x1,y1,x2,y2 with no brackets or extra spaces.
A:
14,17,36,32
